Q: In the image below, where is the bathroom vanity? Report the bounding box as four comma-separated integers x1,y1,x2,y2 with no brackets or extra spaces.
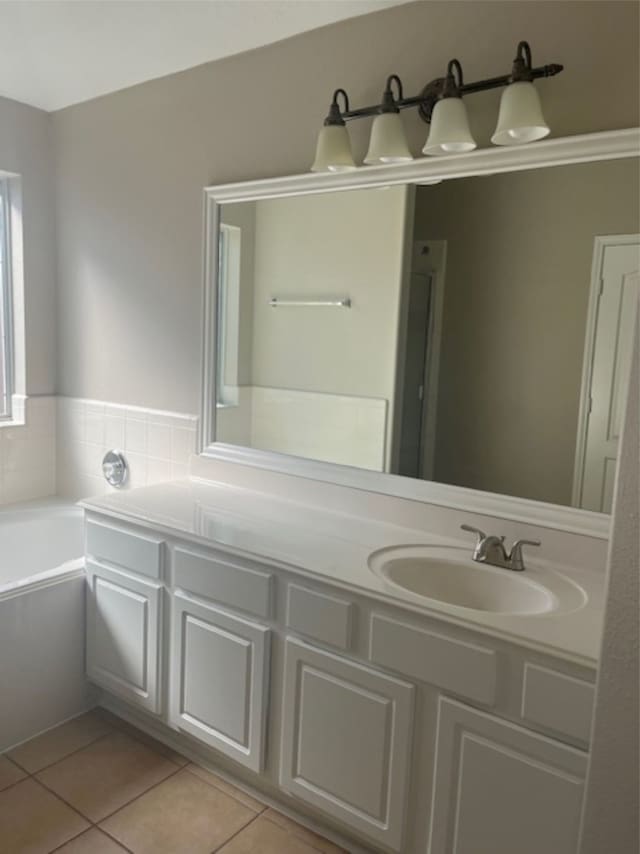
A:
80,129,640,852
82,479,600,854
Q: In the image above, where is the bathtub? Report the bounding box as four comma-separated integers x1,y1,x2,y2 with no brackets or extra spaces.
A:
0,500,94,752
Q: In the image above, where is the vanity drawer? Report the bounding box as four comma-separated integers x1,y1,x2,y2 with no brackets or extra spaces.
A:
521,663,595,743
86,519,164,579
286,583,353,650
369,613,497,705
173,546,273,619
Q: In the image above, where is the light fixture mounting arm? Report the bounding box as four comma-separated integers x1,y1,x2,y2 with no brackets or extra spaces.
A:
324,88,350,126
323,40,563,125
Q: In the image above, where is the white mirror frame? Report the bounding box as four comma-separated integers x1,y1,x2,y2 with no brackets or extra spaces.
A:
201,128,640,539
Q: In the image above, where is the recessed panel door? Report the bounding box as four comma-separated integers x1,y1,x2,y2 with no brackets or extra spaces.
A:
428,697,588,854
170,592,270,772
280,637,414,852
86,560,162,714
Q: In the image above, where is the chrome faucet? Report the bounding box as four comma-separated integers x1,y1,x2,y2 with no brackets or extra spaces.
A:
461,525,541,571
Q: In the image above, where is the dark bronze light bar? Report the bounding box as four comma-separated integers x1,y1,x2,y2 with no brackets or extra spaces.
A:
311,41,564,171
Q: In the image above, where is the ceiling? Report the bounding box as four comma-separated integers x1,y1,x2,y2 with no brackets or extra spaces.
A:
0,0,407,112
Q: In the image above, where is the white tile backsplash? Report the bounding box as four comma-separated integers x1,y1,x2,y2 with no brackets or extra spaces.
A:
56,397,198,500
104,414,125,448
147,421,173,460
125,416,148,454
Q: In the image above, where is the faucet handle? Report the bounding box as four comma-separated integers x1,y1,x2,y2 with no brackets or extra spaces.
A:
460,524,487,544
508,538,541,571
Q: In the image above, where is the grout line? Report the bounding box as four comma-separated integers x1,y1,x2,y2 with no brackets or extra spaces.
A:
1,707,101,757
95,762,185,824
95,825,136,853
183,764,268,815
10,727,115,776
0,754,31,794
212,810,263,853
47,825,135,854
47,826,93,853
0,775,29,796
31,774,98,828
2,753,29,773
97,716,188,771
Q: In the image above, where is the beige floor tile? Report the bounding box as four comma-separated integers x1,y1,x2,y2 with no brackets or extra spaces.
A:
8,710,112,774
264,809,348,853
94,708,189,766
0,777,89,854
100,767,256,854
186,763,266,812
36,730,179,822
0,755,27,791
53,827,129,853
218,815,326,853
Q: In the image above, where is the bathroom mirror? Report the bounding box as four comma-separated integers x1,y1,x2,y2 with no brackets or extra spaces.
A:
201,131,640,527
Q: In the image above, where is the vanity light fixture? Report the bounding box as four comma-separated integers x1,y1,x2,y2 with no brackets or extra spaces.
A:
311,89,357,172
422,60,476,156
311,40,562,171
492,42,551,145
364,75,413,164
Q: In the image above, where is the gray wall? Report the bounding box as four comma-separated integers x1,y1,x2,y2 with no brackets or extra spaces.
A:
414,158,640,505
0,96,56,396
51,0,640,413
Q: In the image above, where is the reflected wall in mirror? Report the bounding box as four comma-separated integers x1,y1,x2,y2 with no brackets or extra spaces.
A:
214,157,639,513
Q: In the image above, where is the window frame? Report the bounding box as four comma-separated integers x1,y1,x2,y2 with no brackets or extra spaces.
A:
0,178,14,421
216,223,242,408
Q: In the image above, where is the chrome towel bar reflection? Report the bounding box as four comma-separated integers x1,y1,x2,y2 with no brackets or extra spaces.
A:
268,297,352,308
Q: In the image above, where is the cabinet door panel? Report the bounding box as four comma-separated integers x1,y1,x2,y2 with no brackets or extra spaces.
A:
429,697,588,854
86,561,162,713
170,592,270,772
280,637,414,852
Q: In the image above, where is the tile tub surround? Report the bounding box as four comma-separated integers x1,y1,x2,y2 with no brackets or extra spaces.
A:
217,386,388,472
0,396,56,506
0,710,346,854
1,396,199,505
57,397,198,500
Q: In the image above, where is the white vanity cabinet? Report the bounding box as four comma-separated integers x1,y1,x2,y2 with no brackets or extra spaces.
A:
428,697,588,854
280,637,415,852
83,509,595,854
85,517,166,714
169,591,270,772
86,560,163,714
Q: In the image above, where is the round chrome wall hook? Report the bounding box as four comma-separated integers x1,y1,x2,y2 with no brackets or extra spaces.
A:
102,450,128,488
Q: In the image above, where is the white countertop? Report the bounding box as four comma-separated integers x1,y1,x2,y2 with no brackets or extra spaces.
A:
81,478,605,668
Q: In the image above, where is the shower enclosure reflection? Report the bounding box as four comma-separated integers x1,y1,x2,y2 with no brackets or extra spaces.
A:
213,158,639,512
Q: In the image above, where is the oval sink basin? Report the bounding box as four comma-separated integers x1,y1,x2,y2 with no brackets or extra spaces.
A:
369,546,585,615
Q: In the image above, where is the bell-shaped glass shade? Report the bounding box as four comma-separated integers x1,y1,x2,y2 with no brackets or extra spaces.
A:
311,124,357,172
422,97,476,156
364,112,413,164
491,81,550,146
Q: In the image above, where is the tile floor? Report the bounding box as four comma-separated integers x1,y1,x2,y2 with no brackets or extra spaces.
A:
0,710,349,854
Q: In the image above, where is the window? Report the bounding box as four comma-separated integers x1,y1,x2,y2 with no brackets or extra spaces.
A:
216,224,242,407
0,179,13,419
